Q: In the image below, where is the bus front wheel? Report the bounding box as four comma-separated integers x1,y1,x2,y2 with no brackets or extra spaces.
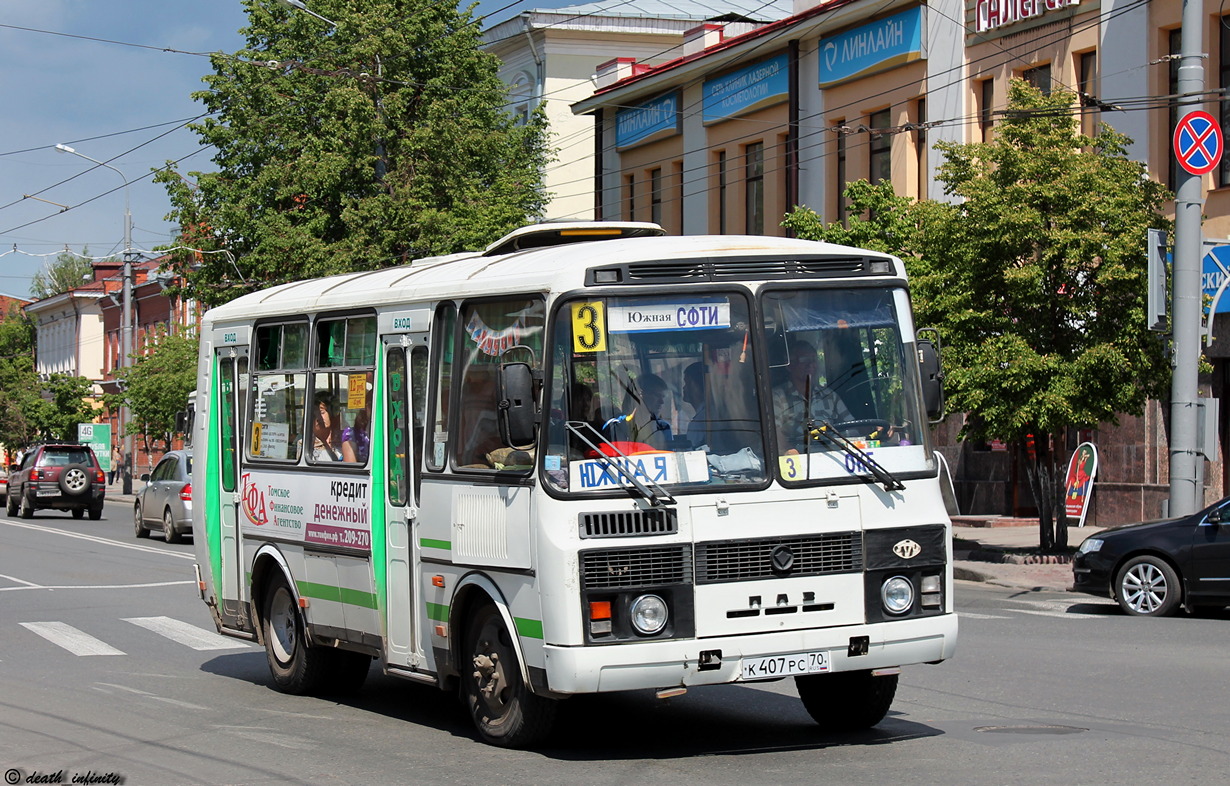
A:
263,575,327,695
796,670,898,732
462,603,557,747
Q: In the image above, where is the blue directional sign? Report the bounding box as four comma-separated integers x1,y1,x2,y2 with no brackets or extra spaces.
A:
1204,245,1230,314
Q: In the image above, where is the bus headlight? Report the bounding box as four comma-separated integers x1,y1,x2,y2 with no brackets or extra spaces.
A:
629,594,669,635
881,576,914,615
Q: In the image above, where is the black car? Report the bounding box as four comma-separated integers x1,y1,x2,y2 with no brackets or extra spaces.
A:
6,443,106,520
1073,497,1230,616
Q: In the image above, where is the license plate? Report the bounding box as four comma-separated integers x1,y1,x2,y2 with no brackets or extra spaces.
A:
36,488,60,497
741,650,830,680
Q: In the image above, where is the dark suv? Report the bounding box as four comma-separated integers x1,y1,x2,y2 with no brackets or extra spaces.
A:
6,443,106,520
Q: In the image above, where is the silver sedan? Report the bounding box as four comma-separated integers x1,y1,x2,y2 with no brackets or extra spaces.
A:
134,450,193,543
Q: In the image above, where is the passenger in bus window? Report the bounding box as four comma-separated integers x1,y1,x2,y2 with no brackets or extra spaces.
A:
683,361,708,448
312,392,344,461
773,338,852,454
342,409,370,463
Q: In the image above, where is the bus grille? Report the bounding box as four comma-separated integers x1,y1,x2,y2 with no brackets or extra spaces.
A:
587,256,885,285
580,545,692,589
695,533,862,584
579,509,678,538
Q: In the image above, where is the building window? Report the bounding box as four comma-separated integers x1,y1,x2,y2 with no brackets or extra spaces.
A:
625,174,636,221
1078,51,1098,138
717,151,728,234
672,161,684,233
745,142,765,235
650,168,663,225
979,79,995,143
1221,24,1230,187
834,123,847,225
916,98,927,199
1021,63,1052,95
869,109,891,185
1169,28,1183,189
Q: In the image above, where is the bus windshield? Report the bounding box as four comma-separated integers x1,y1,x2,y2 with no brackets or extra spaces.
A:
763,286,934,484
544,291,767,493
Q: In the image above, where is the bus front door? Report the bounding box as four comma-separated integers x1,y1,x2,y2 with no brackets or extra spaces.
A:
381,336,426,668
215,346,250,630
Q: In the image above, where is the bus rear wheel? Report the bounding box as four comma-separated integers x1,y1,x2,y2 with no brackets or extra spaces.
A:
263,575,328,695
796,670,898,732
462,603,556,748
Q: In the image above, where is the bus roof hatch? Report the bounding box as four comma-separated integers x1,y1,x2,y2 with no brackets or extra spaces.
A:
482,221,665,257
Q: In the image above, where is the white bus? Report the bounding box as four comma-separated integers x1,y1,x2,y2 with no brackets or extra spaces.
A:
192,222,957,747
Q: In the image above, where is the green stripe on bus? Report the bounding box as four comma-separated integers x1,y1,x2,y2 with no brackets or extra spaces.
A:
296,581,378,609
420,538,451,551
426,602,449,622
514,617,544,639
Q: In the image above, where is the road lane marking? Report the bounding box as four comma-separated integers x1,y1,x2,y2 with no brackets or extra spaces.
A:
95,682,211,710
0,573,44,588
957,611,1010,619
0,519,194,559
123,616,252,650
19,621,125,656
1011,608,1103,620
0,580,194,593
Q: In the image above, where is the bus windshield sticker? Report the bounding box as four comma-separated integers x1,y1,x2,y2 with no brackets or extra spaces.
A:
252,422,291,460
569,450,709,490
608,300,731,333
571,301,607,353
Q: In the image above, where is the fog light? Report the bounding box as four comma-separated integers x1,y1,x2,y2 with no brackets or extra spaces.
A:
630,594,669,635
881,576,914,614
920,575,941,594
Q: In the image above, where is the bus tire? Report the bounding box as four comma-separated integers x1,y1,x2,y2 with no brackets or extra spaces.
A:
462,603,556,748
262,574,327,695
795,670,898,732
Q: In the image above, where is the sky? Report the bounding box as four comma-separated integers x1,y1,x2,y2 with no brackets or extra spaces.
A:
0,0,556,300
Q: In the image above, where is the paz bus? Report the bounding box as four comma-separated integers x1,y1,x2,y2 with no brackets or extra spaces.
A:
191,222,957,747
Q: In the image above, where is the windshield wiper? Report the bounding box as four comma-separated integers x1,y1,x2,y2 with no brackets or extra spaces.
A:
564,421,676,507
807,420,905,492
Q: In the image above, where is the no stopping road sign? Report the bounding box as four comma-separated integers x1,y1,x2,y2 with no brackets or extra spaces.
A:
1174,110,1224,176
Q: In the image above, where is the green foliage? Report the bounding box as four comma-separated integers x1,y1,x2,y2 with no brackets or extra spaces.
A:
785,80,1171,548
29,248,94,300
28,375,99,442
108,329,199,451
158,0,551,306
0,305,39,450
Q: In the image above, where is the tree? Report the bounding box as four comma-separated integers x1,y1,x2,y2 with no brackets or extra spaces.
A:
786,80,1171,550
108,329,199,455
29,247,94,300
0,304,99,446
156,0,552,307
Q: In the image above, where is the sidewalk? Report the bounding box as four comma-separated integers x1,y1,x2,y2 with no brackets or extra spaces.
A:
952,515,1102,592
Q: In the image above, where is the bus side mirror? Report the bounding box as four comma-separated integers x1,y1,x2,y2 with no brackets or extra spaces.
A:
498,362,537,447
917,330,945,423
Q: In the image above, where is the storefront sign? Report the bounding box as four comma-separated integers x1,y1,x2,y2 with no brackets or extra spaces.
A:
974,0,1081,34
615,92,679,150
703,54,789,125
1064,442,1097,526
819,6,924,88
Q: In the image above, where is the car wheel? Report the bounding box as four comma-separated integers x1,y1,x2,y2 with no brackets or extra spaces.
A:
462,602,557,748
71,509,84,519
19,494,34,519
1116,556,1182,617
163,509,180,544
6,492,16,516
796,670,899,732
88,505,102,521
134,502,149,538
59,463,93,497
263,574,328,695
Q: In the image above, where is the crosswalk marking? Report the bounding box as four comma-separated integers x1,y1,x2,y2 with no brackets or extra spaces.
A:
123,616,252,650
19,621,126,656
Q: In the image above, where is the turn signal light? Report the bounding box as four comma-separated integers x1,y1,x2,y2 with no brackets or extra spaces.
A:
180,483,193,501
589,600,612,621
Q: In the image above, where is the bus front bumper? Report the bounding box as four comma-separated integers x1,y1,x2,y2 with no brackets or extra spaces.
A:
540,613,958,694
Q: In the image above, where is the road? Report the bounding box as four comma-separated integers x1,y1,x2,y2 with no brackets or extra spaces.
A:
1,499,1227,785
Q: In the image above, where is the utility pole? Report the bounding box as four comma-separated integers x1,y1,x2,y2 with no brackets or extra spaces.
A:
1168,0,1209,517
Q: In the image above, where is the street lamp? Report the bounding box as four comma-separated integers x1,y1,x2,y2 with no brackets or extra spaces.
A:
56,143,136,495
277,0,337,28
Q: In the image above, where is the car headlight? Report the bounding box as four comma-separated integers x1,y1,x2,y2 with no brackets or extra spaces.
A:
1077,538,1104,555
881,576,914,614
629,594,669,635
